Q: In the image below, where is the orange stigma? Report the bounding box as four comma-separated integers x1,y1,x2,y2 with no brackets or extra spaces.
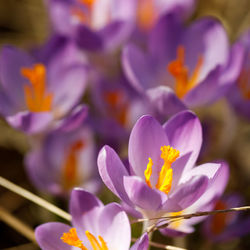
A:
168,45,204,99
21,64,53,112
78,0,95,8
237,68,250,100
137,0,156,30
144,145,179,195
61,228,108,250
62,140,84,190
103,90,128,127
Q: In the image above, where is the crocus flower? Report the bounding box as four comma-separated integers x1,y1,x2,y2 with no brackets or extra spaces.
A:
122,13,244,117
98,110,227,221
46,0,134,51
89,74,150,150
202,194,250,242
227,30,250,119
25,107,99,196
35,188,149,249
0,42,87,134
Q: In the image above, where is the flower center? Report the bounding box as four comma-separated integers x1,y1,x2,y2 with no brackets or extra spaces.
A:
21,64,53,112
137,0,156,30
168,45,204,99
144,145,179,195
62,140,84,190
61,228,108,250
71,0,95,25
103,90,128,127
237,67,250,100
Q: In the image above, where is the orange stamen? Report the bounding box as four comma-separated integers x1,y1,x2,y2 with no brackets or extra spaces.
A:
21,64,53,112
62,140,84,190
168,45,204,99
79,0,95,8
144,145,179,195
103,90,128,127
61,228,87,250
137,0,156,30
237,68,250,100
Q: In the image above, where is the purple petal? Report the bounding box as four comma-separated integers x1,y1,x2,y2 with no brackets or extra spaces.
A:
97,145,132,206
163,175,209,211
160,225,194,237
148,13,183,64
50,65,87,117
35,222,71,250
163,110,202,171
55,104,88,132
0,91,16,116
182,18,229,81
130,233,149,250
183,66,221,107
98,203,131,250
70,188,103,232
0,46,34,107
123,176,163,210
100,21,133,51
128,115,169,182
146,86,187,117
122,44,157,93
76,25,103,51
7,111,53,134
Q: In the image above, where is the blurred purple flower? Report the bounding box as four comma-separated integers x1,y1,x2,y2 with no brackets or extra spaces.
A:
46,0,135,51
0,42,87,134
202,194,250,242
227,30,250,119
35,188,148,249
122,13,244,117
25,106,99,196
98,111,227,221
129,0,196,32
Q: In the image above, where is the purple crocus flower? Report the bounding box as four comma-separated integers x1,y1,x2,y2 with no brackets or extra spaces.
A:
0,42,87,134
98,110,227,221
35,188,149,249
89,74,150,150
25,106,99,196
46,0,134,51
202,194,250,242
227,30,250,119
122,13,244,117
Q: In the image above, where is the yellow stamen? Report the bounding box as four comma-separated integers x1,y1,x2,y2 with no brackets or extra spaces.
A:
169,211,183,229
144,145,179,195
61,228,87,250
62,140,84,190
137,0,156,30
168,45,204,99
86,231,108,250
61,228,108,250
21,64,53,112
144,157,153,188
237,68,250,100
